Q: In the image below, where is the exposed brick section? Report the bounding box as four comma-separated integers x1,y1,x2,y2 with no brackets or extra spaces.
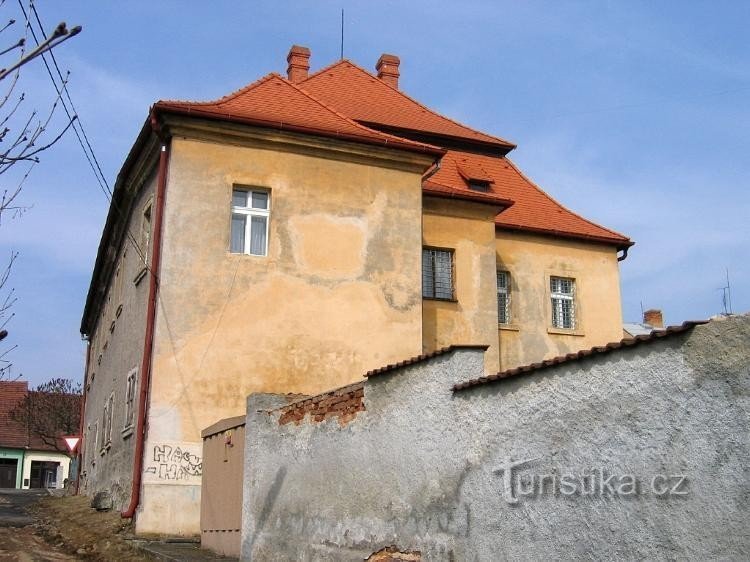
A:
453,320,708,391
367,546,421,561
277,382,365,427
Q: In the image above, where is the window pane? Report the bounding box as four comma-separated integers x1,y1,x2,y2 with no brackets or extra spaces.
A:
251,191,269,210
434,250,453,299
497,271,509,324
232,189,247,208
422,250,434,297
231,214,246,253
250,215,267,256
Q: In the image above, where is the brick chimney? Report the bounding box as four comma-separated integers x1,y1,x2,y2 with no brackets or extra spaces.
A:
286,45,310,83
643,309,664,328
376,54,400,89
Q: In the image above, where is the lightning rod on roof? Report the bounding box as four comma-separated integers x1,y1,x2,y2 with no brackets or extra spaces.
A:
340,9,344,60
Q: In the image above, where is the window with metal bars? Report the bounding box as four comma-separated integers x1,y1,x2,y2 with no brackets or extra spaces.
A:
230,188,270,256
497,270,511,324
422,248,454,300
550,276,576,329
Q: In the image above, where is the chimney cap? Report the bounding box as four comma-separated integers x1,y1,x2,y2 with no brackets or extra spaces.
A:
376,53,400,89
286,45,311,83
287,44,311,62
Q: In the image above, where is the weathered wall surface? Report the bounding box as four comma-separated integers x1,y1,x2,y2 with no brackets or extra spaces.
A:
81,169,157,511
242,315,750,561
422,198,500,373
140,129,431,534
495,230,623,370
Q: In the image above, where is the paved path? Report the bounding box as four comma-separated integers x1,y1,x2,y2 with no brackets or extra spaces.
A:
0,489,77,561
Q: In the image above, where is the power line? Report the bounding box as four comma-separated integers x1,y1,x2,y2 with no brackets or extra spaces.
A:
19,0,149,265
29,1,109,194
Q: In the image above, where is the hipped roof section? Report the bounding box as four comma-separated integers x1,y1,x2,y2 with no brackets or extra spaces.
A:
301,60,516,153
428,151,633,248
153,73,444,157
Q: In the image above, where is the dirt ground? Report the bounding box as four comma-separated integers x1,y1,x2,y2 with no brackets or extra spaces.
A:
29,495,154,561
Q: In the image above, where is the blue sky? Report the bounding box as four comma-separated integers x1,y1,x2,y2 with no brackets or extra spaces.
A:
2,1,748,387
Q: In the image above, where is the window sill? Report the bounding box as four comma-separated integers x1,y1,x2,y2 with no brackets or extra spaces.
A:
121,426,134,439
423,297,458,303
133,266,148,286
499,323,520,332
547,327,585,337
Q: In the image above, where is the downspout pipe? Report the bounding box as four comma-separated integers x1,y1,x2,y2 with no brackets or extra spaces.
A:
617,247,629,262
422,158,441,182
122,117,170,519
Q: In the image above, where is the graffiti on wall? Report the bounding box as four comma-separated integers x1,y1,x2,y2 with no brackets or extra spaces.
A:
143,441,203,485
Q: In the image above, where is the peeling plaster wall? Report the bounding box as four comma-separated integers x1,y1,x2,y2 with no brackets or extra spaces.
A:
137,135,429,534
81,170,157,511
242,315,750,560
422,198,500,373
496,230,624,370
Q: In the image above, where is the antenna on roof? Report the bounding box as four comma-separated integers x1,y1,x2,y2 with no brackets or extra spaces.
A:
717,267,734,316
340,9,344,60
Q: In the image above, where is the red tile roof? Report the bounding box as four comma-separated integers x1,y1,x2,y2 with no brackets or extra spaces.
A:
152,55,629,247
301,60,515,151
0,381,73,451
427,151,632,247
453,321,708,391
153,73,443,157
0,381,29,449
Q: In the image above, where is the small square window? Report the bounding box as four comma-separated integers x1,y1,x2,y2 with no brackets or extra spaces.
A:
230,188,270,256
422,248,454,300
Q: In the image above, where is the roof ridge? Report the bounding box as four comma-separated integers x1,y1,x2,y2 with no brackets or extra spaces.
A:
304,59,516,149
155,72,280,108
501,156,631,243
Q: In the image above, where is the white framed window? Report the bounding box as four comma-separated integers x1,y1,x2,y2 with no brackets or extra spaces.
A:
497,271,511,324
140,201,152,263
91,422,98,464
101,393,114,451
230,188,270,256
422,247,454,300
123,368,138,433
550,276,576,329
99,401,107,451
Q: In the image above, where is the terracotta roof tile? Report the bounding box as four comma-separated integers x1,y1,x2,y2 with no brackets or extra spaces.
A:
453,321,708,391
301,60,515,150
0,381,28,449
154,73,443,157
428,151,632,247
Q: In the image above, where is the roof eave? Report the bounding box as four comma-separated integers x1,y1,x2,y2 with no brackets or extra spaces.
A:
495,223,634,251
80,116,159,336
152,104,445,158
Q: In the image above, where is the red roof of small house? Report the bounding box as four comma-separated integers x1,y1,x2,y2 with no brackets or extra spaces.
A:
0,381,74,452
0,381,29,449
301,60,515,151
427,151,632,248
153,73,443,157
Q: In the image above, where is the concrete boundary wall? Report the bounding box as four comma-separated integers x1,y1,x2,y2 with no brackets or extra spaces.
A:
242,315,750,561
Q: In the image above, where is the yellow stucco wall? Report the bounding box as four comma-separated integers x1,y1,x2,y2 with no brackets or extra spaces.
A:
137,132,431,534
495,230,624,370
422,197,500,373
